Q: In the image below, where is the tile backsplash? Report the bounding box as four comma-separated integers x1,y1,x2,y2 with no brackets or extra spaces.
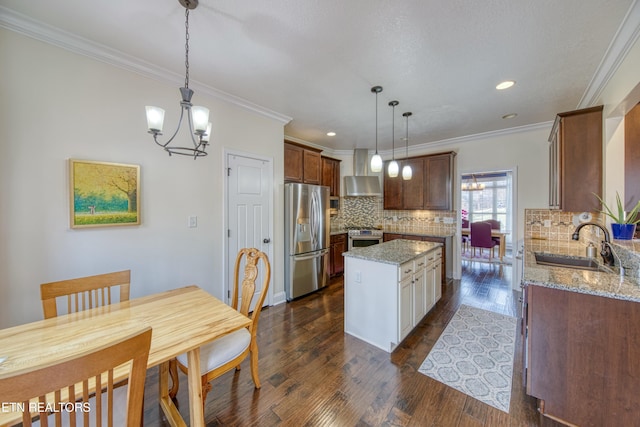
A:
331,196,456,235
525,208,640,279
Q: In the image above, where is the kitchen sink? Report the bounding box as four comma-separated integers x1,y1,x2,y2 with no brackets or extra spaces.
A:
534,252,601,271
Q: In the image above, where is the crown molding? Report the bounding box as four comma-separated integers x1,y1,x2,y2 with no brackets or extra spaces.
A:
0,6,292,125
289,121,554,158
578,0,640,108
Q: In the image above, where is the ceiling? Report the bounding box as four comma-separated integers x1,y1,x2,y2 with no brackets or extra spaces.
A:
1,0,638,152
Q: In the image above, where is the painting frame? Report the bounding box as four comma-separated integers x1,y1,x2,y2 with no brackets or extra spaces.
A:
69,159,141,229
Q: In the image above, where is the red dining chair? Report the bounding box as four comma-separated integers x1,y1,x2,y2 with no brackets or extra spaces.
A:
470,221,498,258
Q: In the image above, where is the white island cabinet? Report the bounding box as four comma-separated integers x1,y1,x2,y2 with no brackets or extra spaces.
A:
343,239,442,352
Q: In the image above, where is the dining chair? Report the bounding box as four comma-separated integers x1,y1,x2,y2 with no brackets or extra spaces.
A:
470,221,498,258
484,219,502,247
461,219,470,251
168,248,271,405
0,327,152,427
40,270,131,319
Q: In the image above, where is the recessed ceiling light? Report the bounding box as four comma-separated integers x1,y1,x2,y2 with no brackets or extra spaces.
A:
327,131,336,136
502,113,518,119
496,80,515,90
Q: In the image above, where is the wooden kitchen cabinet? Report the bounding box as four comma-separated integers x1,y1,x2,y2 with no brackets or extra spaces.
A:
329,233,346,277
322,156,341,197
523,283,640,426
424,153,454,210
548,106,603,211
383,152,455,211
284,141,322,184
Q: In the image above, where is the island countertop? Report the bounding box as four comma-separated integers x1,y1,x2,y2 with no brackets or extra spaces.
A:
523,238,640,303
343,239,442,265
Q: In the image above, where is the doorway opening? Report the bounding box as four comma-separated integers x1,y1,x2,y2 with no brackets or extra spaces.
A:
461,170,514,262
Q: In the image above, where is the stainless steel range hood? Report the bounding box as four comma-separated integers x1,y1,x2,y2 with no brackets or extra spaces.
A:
344,149,381,196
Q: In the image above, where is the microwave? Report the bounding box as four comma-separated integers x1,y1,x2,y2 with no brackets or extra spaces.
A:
329,196,339,216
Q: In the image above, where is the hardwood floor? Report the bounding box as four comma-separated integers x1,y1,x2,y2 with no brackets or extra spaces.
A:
142,261,541,426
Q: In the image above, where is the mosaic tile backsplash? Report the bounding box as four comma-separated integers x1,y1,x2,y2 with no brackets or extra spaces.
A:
330,196,456,235
525,208,640,279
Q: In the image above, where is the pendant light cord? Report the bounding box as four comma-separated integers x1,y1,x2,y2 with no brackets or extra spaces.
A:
184,8,190,89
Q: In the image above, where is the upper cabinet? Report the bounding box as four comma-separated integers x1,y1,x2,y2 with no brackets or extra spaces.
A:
548,106,603,212
384,152,455,211
625,102,640,212
321,156,341,196
284,141,322,185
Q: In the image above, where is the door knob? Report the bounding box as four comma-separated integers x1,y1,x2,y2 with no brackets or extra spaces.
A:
263,238,271,244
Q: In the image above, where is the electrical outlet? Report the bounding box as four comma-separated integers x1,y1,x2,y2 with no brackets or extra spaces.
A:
188,215,198,228
543,219,551,227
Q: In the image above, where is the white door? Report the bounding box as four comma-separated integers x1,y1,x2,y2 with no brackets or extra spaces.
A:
227,153,272,310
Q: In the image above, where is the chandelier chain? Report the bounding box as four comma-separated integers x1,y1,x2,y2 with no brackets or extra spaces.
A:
184,8,190,89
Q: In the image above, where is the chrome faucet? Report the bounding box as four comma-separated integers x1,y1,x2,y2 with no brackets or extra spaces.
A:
572,222,614,266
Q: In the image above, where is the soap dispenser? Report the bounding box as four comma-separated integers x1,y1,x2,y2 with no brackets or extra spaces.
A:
586,243,597,258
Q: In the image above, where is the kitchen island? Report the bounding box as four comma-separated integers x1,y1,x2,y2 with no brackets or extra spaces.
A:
343,239,442,352
521,239,640,426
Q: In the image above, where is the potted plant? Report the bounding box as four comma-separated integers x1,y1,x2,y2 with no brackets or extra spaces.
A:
594,192,640,240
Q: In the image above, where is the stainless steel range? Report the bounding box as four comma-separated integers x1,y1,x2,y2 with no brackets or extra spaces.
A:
347,227,383,250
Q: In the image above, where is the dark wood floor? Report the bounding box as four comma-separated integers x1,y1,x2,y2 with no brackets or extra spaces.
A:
142,260,542,426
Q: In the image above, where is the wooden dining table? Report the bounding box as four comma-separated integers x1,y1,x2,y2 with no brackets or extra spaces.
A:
0,285,250,427
461,228,508,260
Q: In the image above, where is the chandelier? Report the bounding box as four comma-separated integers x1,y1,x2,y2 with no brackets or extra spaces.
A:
145,0,211,159
461,175,485,191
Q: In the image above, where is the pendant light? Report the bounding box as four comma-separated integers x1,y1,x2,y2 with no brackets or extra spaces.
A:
402,112,412,180
388,100,399,177
370,86,383,173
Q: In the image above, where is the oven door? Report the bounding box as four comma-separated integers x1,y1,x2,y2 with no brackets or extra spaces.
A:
348,236,383,250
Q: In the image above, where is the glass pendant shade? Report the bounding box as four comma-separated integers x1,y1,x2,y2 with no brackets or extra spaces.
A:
371,153,383,172
146,106,165,132
191,106,210,132
202,122,212,142
388,160,399,177
402,164,412,180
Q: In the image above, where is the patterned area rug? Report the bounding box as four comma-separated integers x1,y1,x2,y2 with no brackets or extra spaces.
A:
418,304,517,413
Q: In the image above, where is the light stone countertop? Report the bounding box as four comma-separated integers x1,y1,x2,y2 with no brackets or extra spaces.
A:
523,239,640,303
343,239,442,265
383,230,455,238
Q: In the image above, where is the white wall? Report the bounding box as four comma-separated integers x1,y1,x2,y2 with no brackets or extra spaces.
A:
0,29,285,328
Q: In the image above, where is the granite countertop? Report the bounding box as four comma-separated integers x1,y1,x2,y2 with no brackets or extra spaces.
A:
343,239,442,265
383,230,455,238
330,229,348,235
523,238,640,303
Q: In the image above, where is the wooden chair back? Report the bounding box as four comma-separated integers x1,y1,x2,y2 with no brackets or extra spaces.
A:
40,270,131,319
0,327,151,427
232,248,271,336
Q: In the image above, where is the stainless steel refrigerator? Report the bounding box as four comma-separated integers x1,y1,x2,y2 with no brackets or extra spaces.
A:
285,183,330,301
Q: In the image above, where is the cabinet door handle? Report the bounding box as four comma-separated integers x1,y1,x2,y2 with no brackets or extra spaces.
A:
404,269,412,274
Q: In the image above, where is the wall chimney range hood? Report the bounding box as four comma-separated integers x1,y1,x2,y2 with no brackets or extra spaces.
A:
344,149,382,196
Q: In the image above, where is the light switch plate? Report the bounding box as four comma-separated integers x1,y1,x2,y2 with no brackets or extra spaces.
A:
188,216,197,228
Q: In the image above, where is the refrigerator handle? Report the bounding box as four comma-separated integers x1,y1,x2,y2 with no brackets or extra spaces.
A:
293,248,329,261
310,190,319,248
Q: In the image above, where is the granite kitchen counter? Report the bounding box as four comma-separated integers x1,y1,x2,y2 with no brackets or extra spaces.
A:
343,239,441,265
330,229,348,236
523,238,640,303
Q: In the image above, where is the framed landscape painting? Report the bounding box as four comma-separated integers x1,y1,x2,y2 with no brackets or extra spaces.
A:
69,159,141,228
